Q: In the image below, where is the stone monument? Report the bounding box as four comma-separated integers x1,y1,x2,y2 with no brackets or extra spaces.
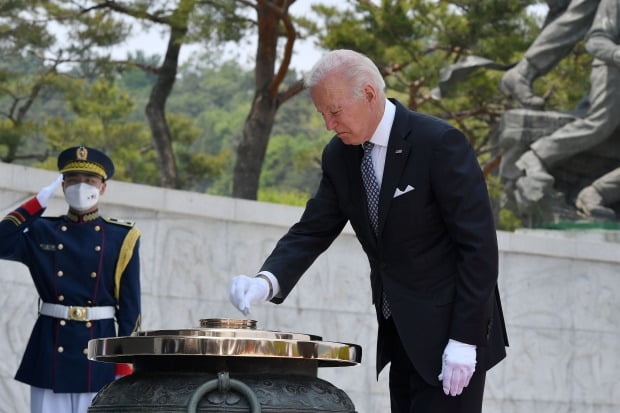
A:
498,108,620,226
498,0,620,226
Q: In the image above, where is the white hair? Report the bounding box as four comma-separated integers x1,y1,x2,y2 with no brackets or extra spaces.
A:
304,49,386,100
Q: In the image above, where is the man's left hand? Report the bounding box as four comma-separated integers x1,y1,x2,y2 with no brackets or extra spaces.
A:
438,339,476,396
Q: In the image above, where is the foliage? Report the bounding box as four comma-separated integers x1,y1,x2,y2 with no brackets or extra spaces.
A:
534,42,592,111
0,0,594,220
498,208,523,232
261,89,332,196
486,174,523,230
36,78,154,181
258,187,311,207
0,0,131,163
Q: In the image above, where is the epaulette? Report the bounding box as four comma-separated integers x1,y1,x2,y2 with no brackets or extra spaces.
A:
103,216,136,227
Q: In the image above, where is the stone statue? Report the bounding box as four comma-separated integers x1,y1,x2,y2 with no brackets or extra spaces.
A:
500,0,620,222
433,0,619,224
500,0,600,109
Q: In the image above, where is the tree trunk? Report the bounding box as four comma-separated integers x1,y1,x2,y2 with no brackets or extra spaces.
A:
233,94,278,199
145,27,184,189
232,0,299,200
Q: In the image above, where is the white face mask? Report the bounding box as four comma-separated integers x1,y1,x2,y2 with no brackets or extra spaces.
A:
64,183,101,211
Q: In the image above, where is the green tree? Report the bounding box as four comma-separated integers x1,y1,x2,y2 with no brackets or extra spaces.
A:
231,0,307,200
260,89,332,198
38,78,155,182
166,58,252,194
0,0,131,163
81,0,203,188
70,0,310,196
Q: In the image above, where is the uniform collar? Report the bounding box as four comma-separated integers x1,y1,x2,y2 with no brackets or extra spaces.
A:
66,210,100,223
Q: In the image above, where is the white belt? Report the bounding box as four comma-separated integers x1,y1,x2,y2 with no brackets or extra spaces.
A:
39,302,115,322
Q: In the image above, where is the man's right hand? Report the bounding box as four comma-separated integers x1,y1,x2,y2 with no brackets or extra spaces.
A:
228,274,270,316
36,174,63,208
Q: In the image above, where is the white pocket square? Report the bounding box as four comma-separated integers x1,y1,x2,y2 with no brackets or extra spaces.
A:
394,184,415,198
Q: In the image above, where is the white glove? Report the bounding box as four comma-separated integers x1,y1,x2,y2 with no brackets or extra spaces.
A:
228,275,270,316
36,174,63,208
438,339,476,396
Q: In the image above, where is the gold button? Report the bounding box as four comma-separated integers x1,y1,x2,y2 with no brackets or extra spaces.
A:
90,272,97,278
85,321,92,328
58,346,64,353
94,245,101,252
58,295,64,302
57,270,64,277
83,348,88,355
57,243,64,250
94,225,101,231
60,320,66,326
61,226,67,231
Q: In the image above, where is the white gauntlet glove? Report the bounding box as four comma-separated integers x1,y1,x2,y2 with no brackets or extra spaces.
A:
438,339,477,396
228,275,270,316
36,174,63,208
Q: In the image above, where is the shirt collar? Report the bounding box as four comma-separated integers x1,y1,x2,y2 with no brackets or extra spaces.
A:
368,98,396,148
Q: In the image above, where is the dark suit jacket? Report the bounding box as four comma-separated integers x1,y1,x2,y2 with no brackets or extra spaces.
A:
262,99,508,385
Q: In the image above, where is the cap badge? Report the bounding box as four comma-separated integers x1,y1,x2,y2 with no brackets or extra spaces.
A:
76,146,88,160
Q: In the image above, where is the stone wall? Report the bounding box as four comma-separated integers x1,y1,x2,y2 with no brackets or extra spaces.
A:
0,162,618,412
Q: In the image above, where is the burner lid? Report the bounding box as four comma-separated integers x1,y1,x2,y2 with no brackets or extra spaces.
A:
88,318,362,367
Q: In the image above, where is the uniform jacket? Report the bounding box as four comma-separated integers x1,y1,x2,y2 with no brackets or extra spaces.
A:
261,99,508,385
0,197,141,393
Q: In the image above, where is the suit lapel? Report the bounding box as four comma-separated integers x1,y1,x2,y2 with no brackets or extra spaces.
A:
377,104,412,236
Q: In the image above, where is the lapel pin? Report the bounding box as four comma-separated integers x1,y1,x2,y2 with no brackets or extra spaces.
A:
395,149,403,154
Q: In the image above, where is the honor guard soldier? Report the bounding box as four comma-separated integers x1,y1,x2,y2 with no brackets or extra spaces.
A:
0,146,141,413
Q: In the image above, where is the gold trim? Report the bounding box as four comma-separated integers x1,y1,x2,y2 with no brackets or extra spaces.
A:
60,161,107,179
67,210,100,223
12,211,26,222
2,215,21,226
132,314,141,333
114,226,141,301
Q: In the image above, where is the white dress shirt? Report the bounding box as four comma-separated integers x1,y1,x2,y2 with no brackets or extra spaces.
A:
366,99,396,186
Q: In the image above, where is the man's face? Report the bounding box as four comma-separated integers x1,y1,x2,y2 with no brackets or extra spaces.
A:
310,72,378,145
63,173,105,191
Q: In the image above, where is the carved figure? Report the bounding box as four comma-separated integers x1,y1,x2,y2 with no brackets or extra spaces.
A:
513,0,620,220
500,0,600,109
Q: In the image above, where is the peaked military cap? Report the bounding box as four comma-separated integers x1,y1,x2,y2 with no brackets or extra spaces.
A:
57,146,115,180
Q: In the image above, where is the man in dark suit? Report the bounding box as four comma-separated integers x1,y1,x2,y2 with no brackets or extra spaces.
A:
229,49,508,412
0,146,141,413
